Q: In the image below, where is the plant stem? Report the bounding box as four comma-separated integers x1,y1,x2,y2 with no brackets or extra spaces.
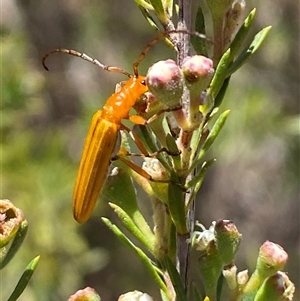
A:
177,0,192,65
176,0,194,292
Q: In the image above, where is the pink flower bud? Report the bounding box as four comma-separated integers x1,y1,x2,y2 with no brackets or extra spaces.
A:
258,241,288,273
182,56,214,120
146,60,183,108
215,219,242,266
68,287,100,301
243,241,289,296
182,55,214,86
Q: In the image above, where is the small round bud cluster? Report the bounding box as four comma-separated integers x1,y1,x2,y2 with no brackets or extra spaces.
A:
146,56,214,110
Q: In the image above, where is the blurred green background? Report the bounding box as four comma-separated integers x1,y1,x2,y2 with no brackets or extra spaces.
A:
1,0,299,300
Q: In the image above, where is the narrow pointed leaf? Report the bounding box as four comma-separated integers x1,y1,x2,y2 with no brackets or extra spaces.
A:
165,133,181,171
139,5,160,30
161,255,187,301
229,8,256,61
208,49,231,99
191,110,230,171
226,26,272,77
213,76,231,108
134,0,154,10
102,218,169,296
168,174,188,235
186,159,216,201
149,0,168,22
133,124,172,172
164,0,173,18
192,282,204,301
109,202,155,253
191,7,208,56
103,168,154,241
7,256,40,301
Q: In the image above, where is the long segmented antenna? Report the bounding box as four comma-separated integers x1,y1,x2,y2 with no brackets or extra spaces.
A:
132,30,211,77
42,30,211,78
42,48,132,78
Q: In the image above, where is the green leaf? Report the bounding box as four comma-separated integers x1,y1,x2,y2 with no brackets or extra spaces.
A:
161,256,187,301
198,243,223,301
226,26,272,77
164,0,173,18
111,156,154,196
165,133,181,171
109,202,155,253
102,166,137,212
186,158,216,200
217,274,224,301
168,222,177,260
132,124,172,172
208,49,231,99
190,110,230,171
7,256,40,301
149,0,168,23
168,173,188,235
103,166,154,239
139,5,160,31
102,218,169,297
0,220,28,270
191,282,204,301
213,76,231,108
228,8,256,62
191,7,208,56
134,0,154,10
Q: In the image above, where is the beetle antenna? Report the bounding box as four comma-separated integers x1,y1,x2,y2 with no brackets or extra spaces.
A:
42,48,131,78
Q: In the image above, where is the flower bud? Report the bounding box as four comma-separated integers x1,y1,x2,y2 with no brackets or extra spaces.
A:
68,287,101,301
118,291,153,301
0,199,25,248
257,241,288,276
214,219,242,266
243,241,288,296
182,55,214,93
254,271,295,301
146,60,183,108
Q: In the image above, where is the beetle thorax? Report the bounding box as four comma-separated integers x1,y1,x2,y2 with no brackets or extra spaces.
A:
101,76,147,124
